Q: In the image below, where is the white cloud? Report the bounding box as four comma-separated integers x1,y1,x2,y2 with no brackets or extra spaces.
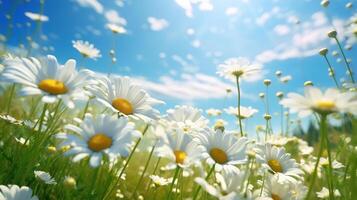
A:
175,0,193,17
274,25,290,35
256,7,280,26
147,17,169,31
132,73,236,101
104,10,127,25
75,0,103,13
199,1,214,11
225,7,238,16
256,12,344,64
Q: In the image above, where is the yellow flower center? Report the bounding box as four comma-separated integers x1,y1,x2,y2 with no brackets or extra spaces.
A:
174,150,187,164
38,79,68,95
87,133,112,152
268,159,283,173
271,194,282,200
210,148,228,164
232,70,244,77
315,100,336,111
112,98,134,115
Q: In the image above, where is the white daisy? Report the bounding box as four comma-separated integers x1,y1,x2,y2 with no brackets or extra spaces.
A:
155,129,203,168
72,40,101,60
87,75,163,122
258,174,293,200
34,170,57,185
255,143,303,182
57,114,140,168
316,187,341,199
205,108,222,117
280,87,357,117
195,129,249,174
224,106,258,119
279,75,292,83
163,105,208,135
0,185,38,200
0,55,91,108
106,23,127,34
24,12,49,22
217,57,263,82
149,175,172,187
195,170,252,200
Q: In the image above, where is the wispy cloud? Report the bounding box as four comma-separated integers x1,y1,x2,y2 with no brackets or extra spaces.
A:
75,0,103,14
147,17,169,31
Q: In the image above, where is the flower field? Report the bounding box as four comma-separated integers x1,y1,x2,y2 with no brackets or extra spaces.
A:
0,0,356,199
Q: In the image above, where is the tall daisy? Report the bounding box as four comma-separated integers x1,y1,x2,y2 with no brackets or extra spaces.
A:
57,114,140,167
224,106,258,119
217,57,263,137
195,128,249,174
163,105,208,135
255,143,303,181
24,12,49,22
280,87,357,117
155,129,203,169
72,40,101,60
0,185,38,200
87,75,163,122
0,55,91,108
217,57,262,82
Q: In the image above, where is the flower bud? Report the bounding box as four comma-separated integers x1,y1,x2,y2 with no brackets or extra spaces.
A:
319,48,328,56
275,70,282,77
327,30,337,38
263,79,271,86
264,114,272,121
304,81,313,87
259,93,265,99
276,92,284,99
321,0,330,7
63,176,76,189
346,2,353,8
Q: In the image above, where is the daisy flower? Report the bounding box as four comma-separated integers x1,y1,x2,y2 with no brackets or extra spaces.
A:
255,143,303,181
149,175,172,187
57,114,140,168
217,57,263,82
195,129,249,173
155,130,203,169
87,75,163,122
72,40,101,60
280,87,357,116
205,108,222,117
224,106,258,119
34,171,57,185
316,187,341,199
195,170,252,200
106,23,127,34
163,105,208,135
0,55,91,108
0,185,38,200
258,174,293,200
24,12,49,22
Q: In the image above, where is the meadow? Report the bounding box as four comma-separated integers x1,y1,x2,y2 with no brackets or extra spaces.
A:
0,0,357,200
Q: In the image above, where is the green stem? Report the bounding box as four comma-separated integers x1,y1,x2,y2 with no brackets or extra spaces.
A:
103,124,149,200
145,157,162,194
322,115,335,200
305,115,327,200
6,83,16,113
130,143,156,198
259,173,266,196
280,105,284,136
334,37,355,83
236,76,244,136
81,100,90,119
192,164,215,200
323,55,340,88
167,166,181,200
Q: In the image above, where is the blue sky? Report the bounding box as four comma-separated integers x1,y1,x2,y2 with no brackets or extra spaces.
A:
1,0,356,135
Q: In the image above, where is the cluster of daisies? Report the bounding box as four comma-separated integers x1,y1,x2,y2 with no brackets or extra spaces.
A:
0,52,356,200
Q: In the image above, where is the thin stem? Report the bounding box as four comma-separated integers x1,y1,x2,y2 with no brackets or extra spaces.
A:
131,143,156,198
280,105,284,136
103,124,149,200
259,173,266,196
334,37,355,83
323,55,340,88
322,116,335,200
167,166,181,200
236,76,244,137
81,100,90,119
305,115,327,200
193,164,216,200
6,83,16,113
145,157,162,194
